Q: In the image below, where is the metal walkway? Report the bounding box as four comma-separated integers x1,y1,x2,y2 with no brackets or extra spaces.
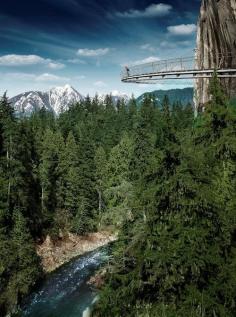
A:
121,56,236,84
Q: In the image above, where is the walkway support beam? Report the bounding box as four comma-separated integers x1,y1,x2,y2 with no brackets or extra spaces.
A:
121,55,236,83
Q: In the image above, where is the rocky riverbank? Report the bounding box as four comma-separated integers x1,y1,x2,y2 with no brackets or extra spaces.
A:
87,268,107,289
36,231,116,272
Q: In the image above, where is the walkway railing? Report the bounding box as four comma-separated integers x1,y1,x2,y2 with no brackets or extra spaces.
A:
121,55,236,83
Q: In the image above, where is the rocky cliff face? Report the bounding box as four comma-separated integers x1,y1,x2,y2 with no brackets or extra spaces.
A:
194,0,236,111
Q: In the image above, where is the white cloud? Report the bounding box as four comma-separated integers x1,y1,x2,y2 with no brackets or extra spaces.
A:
160,41,177,49
130,56,160,66
115,3,172,18
140,43,155,52
94,81,107,87
160,40,192,49
0,55,45,66
36,73,69,82
4,72,69,83
67,58,87,64
167,24,197,35
47,62,65,70
77,48,110,57
0,54,65,69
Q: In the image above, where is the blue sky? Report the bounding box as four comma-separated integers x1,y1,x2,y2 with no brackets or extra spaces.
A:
0,0,201,97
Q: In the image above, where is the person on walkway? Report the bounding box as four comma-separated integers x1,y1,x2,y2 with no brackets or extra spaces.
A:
125,66,130,77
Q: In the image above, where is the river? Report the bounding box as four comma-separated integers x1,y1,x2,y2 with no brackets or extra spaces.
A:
19,247,109,317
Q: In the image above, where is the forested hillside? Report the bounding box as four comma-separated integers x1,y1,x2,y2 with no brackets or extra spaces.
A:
92,75,236,316
0,90,191,316
1,75,236,317
137,87,194,107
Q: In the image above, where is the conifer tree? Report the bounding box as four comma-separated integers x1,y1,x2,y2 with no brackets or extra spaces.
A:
104,134,134,226
128,95,138,131
130,95,156,181
64,132,80,217
95,146,107,223
0,209,14,315
10,209,41,303
39,129,64,231
91,94,101,114
71,129,98,234
8,120,41,234
0,94,16,208
84,95,92,113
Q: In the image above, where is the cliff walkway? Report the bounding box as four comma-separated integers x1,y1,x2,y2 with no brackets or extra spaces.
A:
121,55,236,84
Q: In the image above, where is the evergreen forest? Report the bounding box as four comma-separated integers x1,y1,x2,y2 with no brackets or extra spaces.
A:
0,75,236,316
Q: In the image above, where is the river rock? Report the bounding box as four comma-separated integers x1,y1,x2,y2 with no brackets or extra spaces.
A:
87,268,107,288
194,0,236,112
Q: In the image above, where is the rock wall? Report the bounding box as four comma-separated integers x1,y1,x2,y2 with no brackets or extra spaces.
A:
194,0,236,112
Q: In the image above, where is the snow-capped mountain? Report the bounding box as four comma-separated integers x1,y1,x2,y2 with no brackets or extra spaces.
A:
49,85,84,114
10,85,84,116
11,91,51,115
98,90,130,104
10,85,130,116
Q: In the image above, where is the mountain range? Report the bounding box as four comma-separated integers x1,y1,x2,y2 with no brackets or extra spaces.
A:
10,85,194,116
136,87,194,106
10,85,131,116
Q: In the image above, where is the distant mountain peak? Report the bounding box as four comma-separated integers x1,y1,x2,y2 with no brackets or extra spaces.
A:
98,91,130,104
10,85,84,116
48,85,84,115
64,84,72,89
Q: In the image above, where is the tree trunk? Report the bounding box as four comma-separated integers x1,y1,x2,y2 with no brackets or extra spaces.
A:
194,0,236,112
